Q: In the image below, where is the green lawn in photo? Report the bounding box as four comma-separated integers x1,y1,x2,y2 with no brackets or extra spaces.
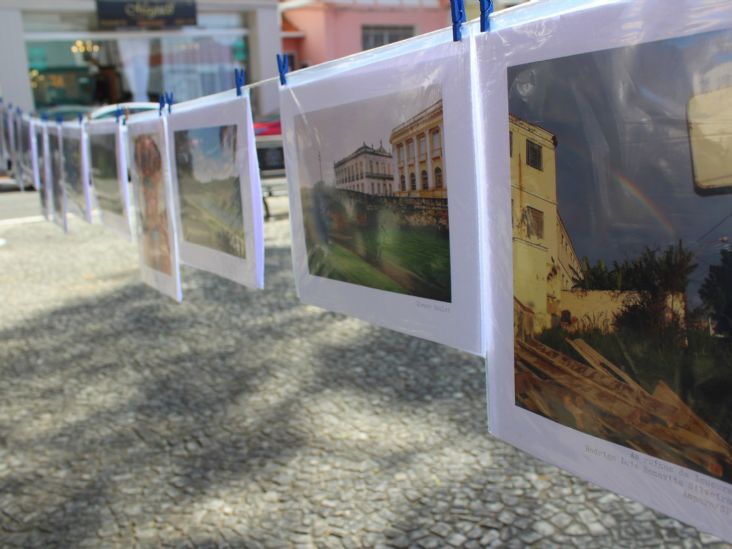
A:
302,185,451,302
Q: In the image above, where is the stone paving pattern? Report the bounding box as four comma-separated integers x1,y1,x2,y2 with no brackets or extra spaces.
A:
1,199,731,548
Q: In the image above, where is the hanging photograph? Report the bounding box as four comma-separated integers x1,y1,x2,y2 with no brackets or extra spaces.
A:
128,113,182,301
480,0,732,542
19,115,34,190
30,119,49,219
88,118,132,238
47,124,67,232
281,30,484,355
0,104,7,168
168,93,264,288
60,123,93,223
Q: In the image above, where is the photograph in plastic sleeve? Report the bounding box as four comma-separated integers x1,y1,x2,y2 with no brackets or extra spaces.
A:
128,116,182,301
169,95,263,288
281,32,484,355
30,121,48,219
19,116,33,189
61,125,93,222
0,105,6,165
48,126,67,232
88,120,132,237
478,2,732,540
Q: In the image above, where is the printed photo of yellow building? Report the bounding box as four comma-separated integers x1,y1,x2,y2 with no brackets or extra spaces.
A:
509,28,732,483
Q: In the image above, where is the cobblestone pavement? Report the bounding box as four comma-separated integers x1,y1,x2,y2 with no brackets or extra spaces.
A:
1,199,730,548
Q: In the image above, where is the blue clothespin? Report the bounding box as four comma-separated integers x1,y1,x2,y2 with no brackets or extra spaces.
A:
235,68,246,96
479,0,493,32
8,103,13,111
165,92,174,114
16,107,22,116
276,54,289,86
78,113,83,124
450,0,466,42
159,95,165,117
55,115,63,125
115,106,123,123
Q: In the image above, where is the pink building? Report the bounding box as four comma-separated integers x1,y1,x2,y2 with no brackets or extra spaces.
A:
280,0,451,70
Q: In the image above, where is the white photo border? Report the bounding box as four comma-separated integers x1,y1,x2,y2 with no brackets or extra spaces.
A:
167,92,264,289
87,118,133,239
127,112,183,302
280,30,485,356
60,122,93,223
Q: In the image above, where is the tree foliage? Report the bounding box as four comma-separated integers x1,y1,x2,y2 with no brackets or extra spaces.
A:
574,241,697,295
700,249,732,336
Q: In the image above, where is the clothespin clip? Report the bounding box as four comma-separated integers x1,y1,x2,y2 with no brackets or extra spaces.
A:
159,95,166,117
16,107,22,116
115,106,123,123
235,68,246,96
41,113,48,123
123,108,130,126
78,113,83,124
165,92,174,114
276,54,289,86
450,0,466,42
55,115,63,125
479,0,493,33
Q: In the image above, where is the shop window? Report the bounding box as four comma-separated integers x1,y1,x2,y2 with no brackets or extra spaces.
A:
434,166,443,189
526,139,542,170
526,206,544,239
362,25,415,51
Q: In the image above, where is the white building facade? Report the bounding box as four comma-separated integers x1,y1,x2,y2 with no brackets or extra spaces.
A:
333,143,393,196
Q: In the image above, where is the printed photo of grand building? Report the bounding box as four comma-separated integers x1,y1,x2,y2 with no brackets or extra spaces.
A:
331,99,446,200
298,92,451,302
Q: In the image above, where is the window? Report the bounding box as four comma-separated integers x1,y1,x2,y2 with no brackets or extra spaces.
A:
509,131,513,157
526,140,542,170
526,206,544,239
407,139,414,160
362,25,415,51
400,174,406,192
434,167,443,189
421,170,428,190
409,172,416,191
418,135,426,158
431,128,441,155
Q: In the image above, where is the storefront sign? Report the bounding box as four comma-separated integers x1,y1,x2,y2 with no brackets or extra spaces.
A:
96,1,197,29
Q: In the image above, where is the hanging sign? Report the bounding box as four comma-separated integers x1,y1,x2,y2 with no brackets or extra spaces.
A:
96,1,197,30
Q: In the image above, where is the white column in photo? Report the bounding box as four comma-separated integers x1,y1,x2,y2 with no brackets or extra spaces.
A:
426,132,434,190
391,146,398,193
438,122,444,187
